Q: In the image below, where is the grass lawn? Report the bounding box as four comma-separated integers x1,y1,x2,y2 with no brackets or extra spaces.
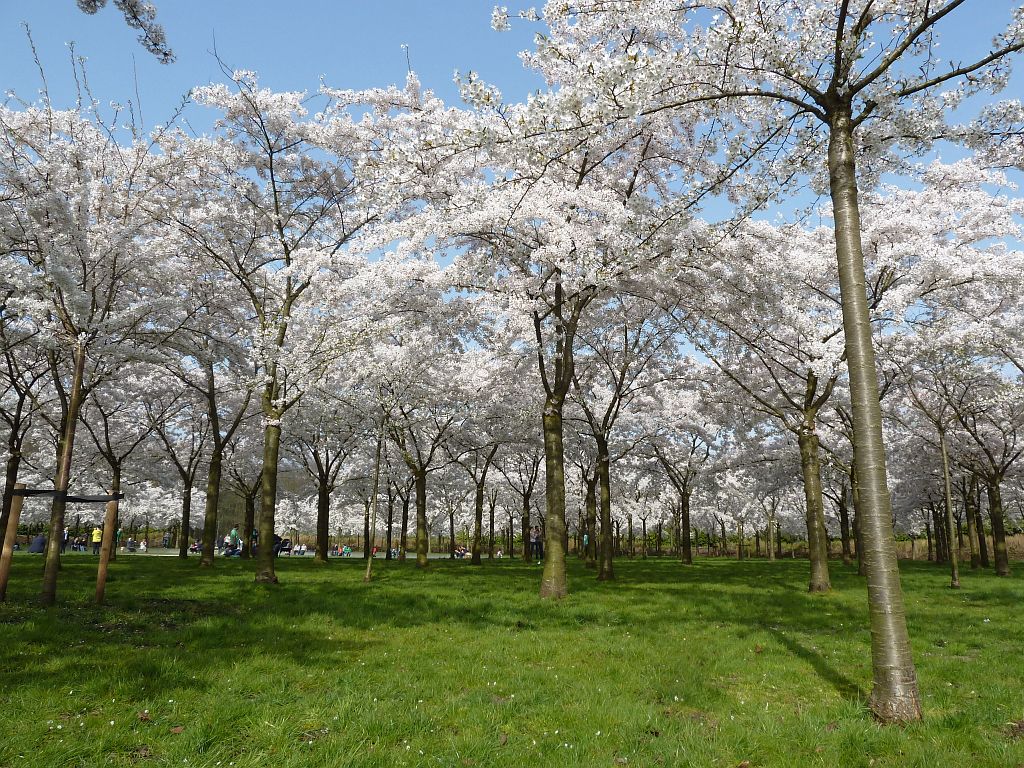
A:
1,553,1022,768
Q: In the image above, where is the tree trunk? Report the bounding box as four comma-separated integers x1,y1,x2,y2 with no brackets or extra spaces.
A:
254,418,281,584
415,470,428,567
363,496,371,559
241,490,256,559
95,470,121,604
776,521,783,560
488,494,495,559
829,114,920,722
0,450,22,555
199,450,223,567
925,520,933,561
583,473,597,569
471,475,486,566
540,404,568,599
766,517,776,562
940,429,960,588
399,488,410,561
985,478,1011,577
838,485,852,566
797,428,831,592
680,488,693,565
42,339,88,606
448,510,455,559
385,490,395,560
596,437,615,580
963,479,981,570
0,483,26,601
315,483,331,563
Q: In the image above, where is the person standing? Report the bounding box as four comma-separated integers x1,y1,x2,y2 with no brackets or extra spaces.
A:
61,527,69,554
91,525,103,555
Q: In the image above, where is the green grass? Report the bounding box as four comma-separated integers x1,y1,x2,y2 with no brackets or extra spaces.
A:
1,554,1022,768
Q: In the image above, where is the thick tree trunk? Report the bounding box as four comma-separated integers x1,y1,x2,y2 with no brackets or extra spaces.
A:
315,483,331,563
42,340,87,606
254,418,281,584
199,451,223,567
797,428,831,592
414,470,428,567
178,486,192,559
540,404,568,598
596,437,615,580
985,479,1011,577
829,115,920,722
95,470,122,604
583,473,597,569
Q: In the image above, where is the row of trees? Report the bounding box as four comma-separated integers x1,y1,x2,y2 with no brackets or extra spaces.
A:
3,0,1024,723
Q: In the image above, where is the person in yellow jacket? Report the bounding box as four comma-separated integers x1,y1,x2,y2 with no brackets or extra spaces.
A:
91,526,103,555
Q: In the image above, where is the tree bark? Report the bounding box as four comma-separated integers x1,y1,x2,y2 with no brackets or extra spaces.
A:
838,485,852,566
42,339,88,606
414,469,428,568
583,472,597,569
0,450,22,555
963,479,981,569
797,428,831,592
95,471,122,605
540,404,568,598
199,451,223,567
385,490,395,560
0,483,26,601
254,418,281,584
985,478,1011,577
241,489,256,559
680,488,693,565
828,113,920,722
315,483,331,563
596,437,615,580
399,488,410,561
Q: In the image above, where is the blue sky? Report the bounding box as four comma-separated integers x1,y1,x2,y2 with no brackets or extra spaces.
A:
2,2,1021,129
0,1,544,125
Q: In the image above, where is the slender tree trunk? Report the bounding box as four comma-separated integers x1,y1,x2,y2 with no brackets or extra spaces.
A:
963,480,981,570
985,478,1011,577
0,483,26,601
448,510,455,559
940,429,960,588
925,519,933,561
385,491,395,561
254,418,281,584
797,428,831,592
95,470,121,604
520,495,530,562
583,473,597,569
829,115,920,722
838,485,852,566
315,483,331,563
776,521,783,560
363,496,371,559
596,437,615,580
363,431,383,582
241,491,256,559
399,490,410,561
471,474,486,566
540,404,568,598
0,449,22,552
177,485,192,559
766,516,776,562
680,488,693,565
42,340,87,606
199,451,223,567
414,469,428,568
